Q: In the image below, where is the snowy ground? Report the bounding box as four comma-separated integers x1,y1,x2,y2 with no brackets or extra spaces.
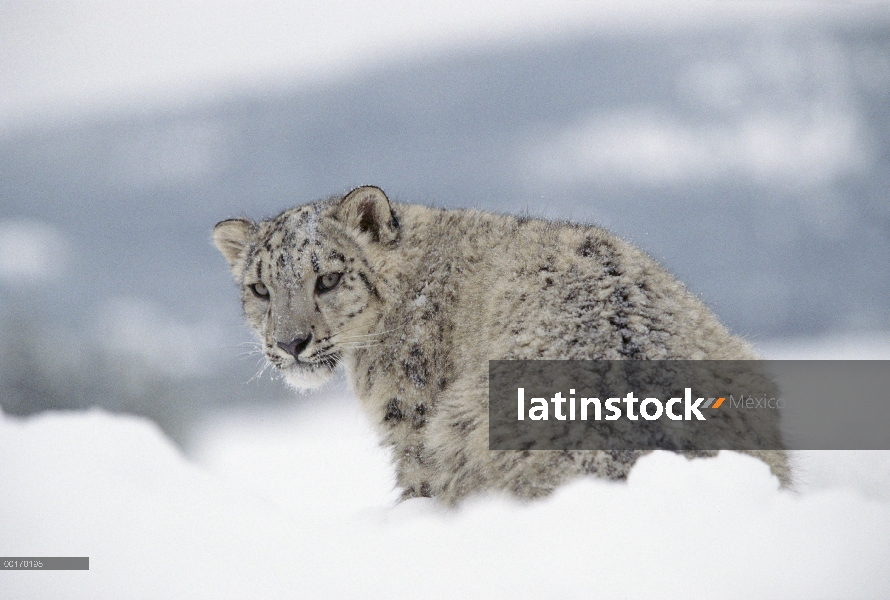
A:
3,336,890,599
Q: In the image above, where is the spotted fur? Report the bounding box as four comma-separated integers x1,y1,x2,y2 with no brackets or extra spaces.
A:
214,186,790,504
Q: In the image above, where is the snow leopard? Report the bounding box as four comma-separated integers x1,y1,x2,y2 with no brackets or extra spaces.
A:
213,186,790,504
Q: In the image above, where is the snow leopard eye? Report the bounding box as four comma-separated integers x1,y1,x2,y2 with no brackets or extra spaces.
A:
249,282,269,298
316,272,341,293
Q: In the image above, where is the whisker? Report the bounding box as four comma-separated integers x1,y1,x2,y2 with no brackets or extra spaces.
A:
333,319,411,343
228,340,263,350
337,342,384,350
246,358,273,384
334,332,389,342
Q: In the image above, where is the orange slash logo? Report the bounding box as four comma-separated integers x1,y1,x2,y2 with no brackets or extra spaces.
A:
702,397,725,409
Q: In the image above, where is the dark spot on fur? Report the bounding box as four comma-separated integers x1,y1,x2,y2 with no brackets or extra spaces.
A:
310,252,320,273
578,237,621,277
357,271,379,298
403,345,429,389
419,482,431,497
608,285,645,359
403,444,425,466
384,398,403,424
452,418,473,432
617,334,643,359
412,404,427,429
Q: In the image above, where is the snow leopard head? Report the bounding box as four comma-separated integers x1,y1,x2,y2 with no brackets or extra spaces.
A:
213,186,400,390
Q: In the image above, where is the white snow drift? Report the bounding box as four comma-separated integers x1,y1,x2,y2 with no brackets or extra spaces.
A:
3,382,889,599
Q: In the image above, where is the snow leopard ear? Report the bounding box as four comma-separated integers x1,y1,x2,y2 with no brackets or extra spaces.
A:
337,186,399,245
213,218,253,272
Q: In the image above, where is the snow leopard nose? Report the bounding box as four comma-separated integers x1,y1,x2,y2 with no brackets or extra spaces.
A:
277,333,312,359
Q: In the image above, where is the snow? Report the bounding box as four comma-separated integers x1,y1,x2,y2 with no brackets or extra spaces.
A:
3,347,890,598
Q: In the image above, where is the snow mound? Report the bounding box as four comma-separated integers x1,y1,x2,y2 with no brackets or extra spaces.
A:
3,403,889,599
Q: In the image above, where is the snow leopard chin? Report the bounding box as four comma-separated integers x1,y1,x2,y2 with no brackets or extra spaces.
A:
280,362,338,392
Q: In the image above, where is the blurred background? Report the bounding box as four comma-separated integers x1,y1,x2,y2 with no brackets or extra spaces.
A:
1,1,889,448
